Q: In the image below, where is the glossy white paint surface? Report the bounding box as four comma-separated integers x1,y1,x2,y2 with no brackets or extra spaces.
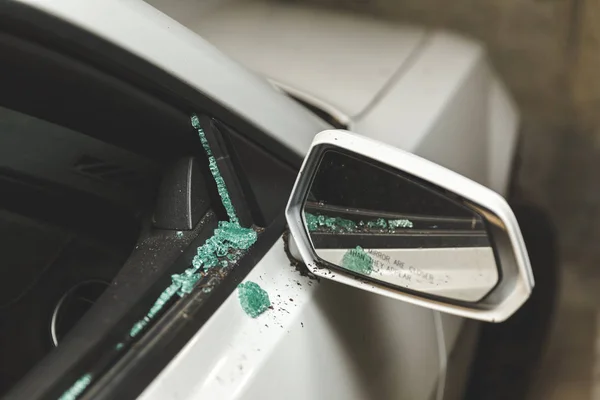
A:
139,239,441,400
352,32,490,185
154,0,521,196
150,0,428,118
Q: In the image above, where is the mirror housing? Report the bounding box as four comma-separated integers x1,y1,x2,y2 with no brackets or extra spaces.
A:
286,130,534,322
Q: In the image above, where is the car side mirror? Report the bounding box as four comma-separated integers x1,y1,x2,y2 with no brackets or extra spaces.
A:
286,130,534,322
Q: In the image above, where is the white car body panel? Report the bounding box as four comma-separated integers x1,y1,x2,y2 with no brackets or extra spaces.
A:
15,0,520,398
139,239,441,400
153,0,519,194
152,0,428,118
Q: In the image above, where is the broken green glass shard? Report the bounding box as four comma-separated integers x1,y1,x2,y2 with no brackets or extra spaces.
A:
128,118,258,340
62,116,261,399
129,280,180,338
341,246,373,275
149,282,180,316
215,221,257,249
366,218,387,229
304,212,319,231
129,318,148,338
305,212,357,232
388,219,413,229
172,267,203,296
305,212,413,232
238,281,271,318
193,221,257,270
58,374,92,400
191,115,239,225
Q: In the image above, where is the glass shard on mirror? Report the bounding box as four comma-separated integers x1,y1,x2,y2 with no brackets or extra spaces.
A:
303,150,498,302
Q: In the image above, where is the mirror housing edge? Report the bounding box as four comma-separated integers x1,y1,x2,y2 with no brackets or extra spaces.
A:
286,130,534,323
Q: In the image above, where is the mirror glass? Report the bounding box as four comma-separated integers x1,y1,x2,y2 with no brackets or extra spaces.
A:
303,150,498,302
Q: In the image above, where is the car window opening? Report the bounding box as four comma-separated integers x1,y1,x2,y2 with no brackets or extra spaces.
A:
59,115,259,400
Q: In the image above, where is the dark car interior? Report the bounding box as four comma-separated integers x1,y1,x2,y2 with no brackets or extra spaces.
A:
0,31,213,397
0,103,158,395
0,10,298,398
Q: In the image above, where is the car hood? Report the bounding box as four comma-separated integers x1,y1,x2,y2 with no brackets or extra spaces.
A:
151,0,428,119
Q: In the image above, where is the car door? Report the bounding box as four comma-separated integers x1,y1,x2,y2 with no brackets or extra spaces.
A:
2,1,448,399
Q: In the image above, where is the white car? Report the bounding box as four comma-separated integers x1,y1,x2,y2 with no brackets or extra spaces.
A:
0,1,555,399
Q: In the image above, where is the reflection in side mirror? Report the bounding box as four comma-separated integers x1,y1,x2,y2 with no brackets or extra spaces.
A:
303,150,498,302
286,130,534,322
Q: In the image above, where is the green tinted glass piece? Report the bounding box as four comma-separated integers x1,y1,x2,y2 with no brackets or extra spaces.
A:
216,221,257,249
194,221,257,270
130,280,180,338
238,281,271,318
388,219,413,229
62,116,260,399
305,212,319,231
304,212,357,232
172,268,203,296
192,255,204,269
366,218,387,229
129,321,146,338
305,212,412,232
341,246,373,275
191,115,239,225
129,119,259,338
148,282,179,318
58,374,92,400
